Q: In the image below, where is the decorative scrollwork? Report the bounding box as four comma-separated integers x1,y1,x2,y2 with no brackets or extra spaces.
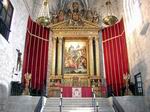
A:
51,2,100,26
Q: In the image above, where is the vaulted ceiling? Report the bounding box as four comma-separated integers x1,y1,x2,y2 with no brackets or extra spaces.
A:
24,0,121,21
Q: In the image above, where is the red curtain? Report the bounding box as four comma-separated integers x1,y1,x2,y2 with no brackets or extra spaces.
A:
102,18,129,96
22,17,50,90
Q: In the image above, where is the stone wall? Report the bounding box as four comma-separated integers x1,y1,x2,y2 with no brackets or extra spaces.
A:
0,0,30,109
118,0,150,95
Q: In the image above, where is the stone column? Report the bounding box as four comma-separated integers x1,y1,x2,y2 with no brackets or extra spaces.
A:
51,37,57,76
89,36,94,76
46,32,53,96
95,36,100,77
99,31,106,86
57,37,63,76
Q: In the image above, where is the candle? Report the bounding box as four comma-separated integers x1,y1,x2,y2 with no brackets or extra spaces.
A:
92,88,93,92
94,94,95,98
96,102,98,106
60,93,62,98
61,88,63,92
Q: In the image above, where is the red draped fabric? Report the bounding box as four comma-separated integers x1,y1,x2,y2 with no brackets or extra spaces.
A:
82,87,92,97
22,17,50,90
102,18,129,96
62,87,92,97
62,87,72,97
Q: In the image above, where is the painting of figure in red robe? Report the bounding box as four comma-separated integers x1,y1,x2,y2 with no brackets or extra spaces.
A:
64,40,88,74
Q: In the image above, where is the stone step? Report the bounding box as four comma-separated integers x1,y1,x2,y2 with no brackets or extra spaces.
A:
43,97,114,112
43,106,114,112
5,96,40,112
45,98,110,107
43,107,95,112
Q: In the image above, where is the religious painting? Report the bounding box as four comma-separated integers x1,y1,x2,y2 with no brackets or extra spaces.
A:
64,40,87,74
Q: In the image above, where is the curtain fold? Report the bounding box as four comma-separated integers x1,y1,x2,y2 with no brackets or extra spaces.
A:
22,17,50,91
102,18,129,96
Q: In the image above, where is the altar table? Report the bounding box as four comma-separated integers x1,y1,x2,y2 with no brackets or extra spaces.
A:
62,87,92,97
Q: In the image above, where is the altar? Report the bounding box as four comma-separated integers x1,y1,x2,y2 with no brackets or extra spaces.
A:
48,85,103,97
47,1,103,97
62,87,92,97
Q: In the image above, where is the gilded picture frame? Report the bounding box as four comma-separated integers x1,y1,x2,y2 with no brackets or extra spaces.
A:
63,39,89,76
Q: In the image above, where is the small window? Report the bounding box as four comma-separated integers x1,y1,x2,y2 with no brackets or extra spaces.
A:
6,14,11,27
0,7,6,21
0,0,14,41
134,72,143,96
0,2,2,11
7,2,13,16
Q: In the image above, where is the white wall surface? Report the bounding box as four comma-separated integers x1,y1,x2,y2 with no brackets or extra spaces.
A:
0,0,30,108
119,0,150,95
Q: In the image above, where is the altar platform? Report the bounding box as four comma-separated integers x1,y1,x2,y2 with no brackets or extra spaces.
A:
48,86,106,97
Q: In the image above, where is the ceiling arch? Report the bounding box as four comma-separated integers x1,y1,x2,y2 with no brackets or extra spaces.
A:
26,0,121,21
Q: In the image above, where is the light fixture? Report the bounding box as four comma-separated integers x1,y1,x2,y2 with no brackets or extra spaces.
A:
36,0,51,27
103,0,118,26
2,0,8,9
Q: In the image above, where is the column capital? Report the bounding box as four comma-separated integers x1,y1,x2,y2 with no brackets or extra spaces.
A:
94,36,99,40
58,37,63,44
58,37,63,40
88,36,94,40
94,36,99,42
52,37,57,41
54,36,57,39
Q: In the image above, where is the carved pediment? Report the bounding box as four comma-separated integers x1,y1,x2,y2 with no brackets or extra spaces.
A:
47,1,101,32
49,19,100,31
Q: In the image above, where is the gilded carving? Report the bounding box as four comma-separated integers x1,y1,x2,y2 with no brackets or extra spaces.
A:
48,2,102,97
50,2,100,26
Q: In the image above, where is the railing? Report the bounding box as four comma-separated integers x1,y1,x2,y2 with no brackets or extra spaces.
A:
34,88,47,112
34,96,43,112
111,93,124,112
